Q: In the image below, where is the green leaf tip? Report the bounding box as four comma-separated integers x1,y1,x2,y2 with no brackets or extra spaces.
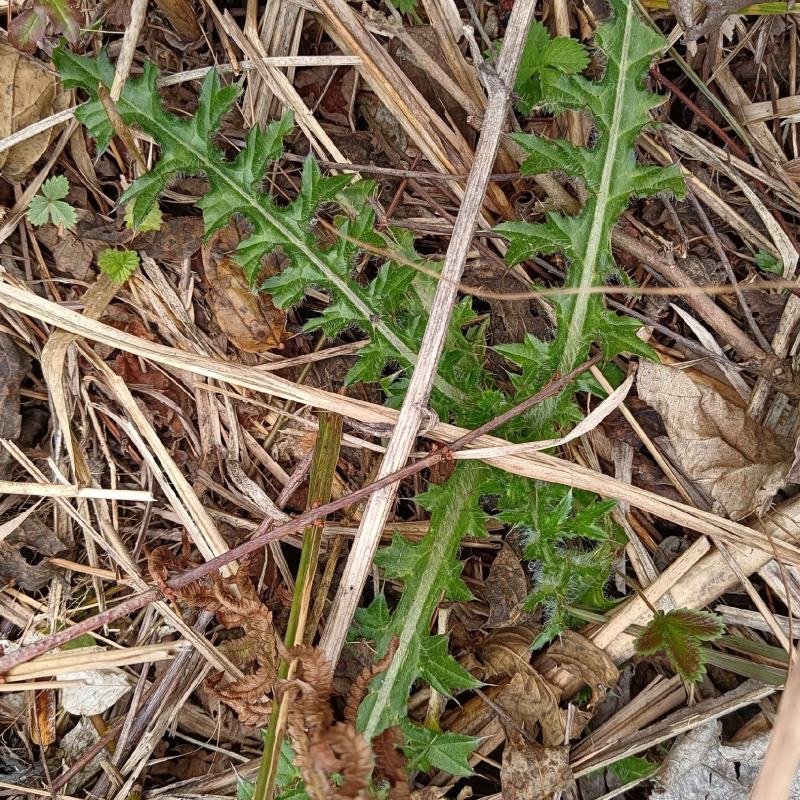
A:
498,1,685,383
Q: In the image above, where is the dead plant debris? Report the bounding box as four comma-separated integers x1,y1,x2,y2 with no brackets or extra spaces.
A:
1,1,800,799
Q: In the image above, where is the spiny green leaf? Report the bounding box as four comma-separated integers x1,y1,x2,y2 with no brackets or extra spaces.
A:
400,721,477,777
596,309,657,361
634,608,725,683
98,249,140,284
355,462,488,739
419,636,481,696
498,0,685,392
55,45,482,413
351,594,392,642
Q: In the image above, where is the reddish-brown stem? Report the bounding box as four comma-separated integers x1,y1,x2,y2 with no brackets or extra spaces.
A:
651,67,749,161
0,354,600,677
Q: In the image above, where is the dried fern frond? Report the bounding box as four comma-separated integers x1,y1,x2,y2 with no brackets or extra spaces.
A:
372,726,410,800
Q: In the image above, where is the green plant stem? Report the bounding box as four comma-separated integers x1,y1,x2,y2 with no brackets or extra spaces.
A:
255,412,343,800
263,334,326,452
360,459,485,739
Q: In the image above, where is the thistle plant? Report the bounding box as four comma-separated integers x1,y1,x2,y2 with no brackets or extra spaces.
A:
55,0,682,774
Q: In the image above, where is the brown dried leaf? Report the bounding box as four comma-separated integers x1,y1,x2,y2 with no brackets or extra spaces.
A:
0,332,28,443
142,216,204,263
0,42,69,179
501,729,572,800
668,0,743,45
46,234,96,280
327,723,373,799
279,646,372,800
203,225,286,353
210,256,286,352
495,671,565,747
477,626,538,679
535,630,619,707
148,545,279,725
206,666,273,727
637,362,793,520
485,544,529,628
0,515,67,591
27,689,56,747
153,0,202,41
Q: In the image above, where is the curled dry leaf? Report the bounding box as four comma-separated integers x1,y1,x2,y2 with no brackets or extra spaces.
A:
0,515,68,591
637,362,793,520
373,726,410,800
344,634,399,724
0,42,69,179
536,630,619,707
477,627,566,747
59,662,131,715
495,671,565,747
501,728,572,800
147,545,278,726
477,625,540,678
653,719,800,799
203,225,286,353
484,543,529,629
477,625,618,782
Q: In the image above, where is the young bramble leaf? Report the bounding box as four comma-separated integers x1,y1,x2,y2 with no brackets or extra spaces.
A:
98,249,140,284
634,608,725,683
27,176,77,230
8,6,48,53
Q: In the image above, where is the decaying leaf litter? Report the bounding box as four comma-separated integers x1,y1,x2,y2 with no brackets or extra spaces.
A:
2,0,800,798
